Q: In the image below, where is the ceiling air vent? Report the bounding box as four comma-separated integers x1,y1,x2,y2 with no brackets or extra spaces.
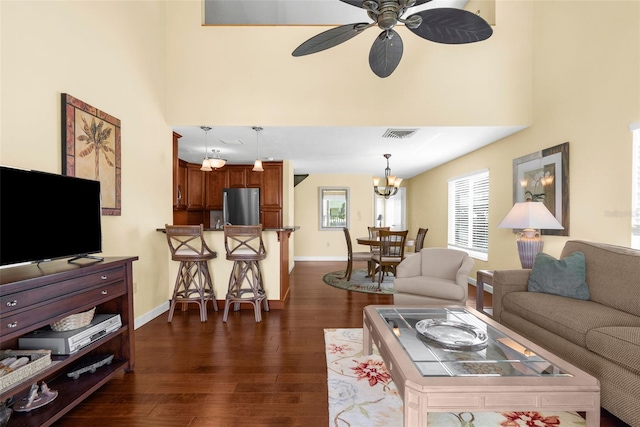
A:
382,128,419,139
221,139,244,145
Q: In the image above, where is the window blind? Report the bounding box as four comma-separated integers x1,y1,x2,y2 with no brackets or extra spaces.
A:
448,170,489,260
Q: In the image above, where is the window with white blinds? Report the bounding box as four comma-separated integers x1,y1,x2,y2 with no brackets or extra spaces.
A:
632,123,640,249
448,169,489,260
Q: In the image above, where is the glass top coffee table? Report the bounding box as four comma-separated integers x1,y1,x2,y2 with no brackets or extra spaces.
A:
363,305,600,426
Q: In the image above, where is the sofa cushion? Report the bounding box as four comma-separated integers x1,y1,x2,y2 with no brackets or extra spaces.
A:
502,291,640,347
393,276,466,301
586,327,640,375
561,240,640,316
528,252,589,300
527,252,590,300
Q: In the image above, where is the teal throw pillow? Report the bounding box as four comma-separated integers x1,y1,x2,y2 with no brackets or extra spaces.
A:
528,252,590,300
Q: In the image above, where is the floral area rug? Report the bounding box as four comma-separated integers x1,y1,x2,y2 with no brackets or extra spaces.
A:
322,269,396,294
324,328,587,427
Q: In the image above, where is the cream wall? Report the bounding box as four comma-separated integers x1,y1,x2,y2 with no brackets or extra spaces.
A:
3,0,635,323
294,174,374,260
164,0,532,128
0,1,172,322
408,0,640,277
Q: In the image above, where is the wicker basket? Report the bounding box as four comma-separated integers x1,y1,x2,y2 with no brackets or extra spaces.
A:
50,307,96,332
0,350,52,393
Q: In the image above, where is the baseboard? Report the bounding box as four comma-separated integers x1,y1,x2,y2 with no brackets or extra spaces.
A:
294,256,347,261
134,301,169,330
468,277,493,294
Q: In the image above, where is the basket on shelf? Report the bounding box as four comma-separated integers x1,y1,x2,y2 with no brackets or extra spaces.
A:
50,307,96,332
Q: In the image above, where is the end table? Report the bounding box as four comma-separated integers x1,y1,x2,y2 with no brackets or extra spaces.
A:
476,270,493,316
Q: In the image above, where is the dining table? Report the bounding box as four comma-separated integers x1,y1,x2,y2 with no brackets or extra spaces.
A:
356,235,416,278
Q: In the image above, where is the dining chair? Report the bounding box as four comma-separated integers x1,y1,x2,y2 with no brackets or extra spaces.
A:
414,227,429,252
367,226,390,240
367,226,390,255
342,227,373,281
371,229,409,287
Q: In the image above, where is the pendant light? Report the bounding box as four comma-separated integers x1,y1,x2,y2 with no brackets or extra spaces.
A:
200,126,212,172
373,154,402,199
252,126,264,172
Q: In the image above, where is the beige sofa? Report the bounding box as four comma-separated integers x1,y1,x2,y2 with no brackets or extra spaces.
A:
493,240,640,426
394,248,474,305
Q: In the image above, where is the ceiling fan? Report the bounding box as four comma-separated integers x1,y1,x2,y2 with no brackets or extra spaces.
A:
291,0,493,78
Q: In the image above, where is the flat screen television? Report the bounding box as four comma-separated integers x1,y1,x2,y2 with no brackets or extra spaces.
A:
0,166,103,267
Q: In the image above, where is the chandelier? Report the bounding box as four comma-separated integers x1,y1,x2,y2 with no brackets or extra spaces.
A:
373,154,402,199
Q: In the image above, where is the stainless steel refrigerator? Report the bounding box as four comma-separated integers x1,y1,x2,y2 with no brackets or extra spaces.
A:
223,188,260,225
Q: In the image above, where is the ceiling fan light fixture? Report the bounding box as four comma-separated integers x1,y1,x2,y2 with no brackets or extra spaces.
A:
200,158,212,172
210,149,226,169
210,158,225,169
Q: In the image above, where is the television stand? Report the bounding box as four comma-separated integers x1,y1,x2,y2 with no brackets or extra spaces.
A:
67,254,105,263
0,256,137,426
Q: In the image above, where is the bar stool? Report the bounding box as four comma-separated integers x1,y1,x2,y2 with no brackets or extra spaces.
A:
165,224,218,322
223,224,269,322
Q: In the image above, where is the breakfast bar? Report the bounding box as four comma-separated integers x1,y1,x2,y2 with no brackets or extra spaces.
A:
160,226,298,310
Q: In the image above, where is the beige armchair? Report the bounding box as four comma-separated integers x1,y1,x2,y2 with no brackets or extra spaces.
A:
393,248,474,305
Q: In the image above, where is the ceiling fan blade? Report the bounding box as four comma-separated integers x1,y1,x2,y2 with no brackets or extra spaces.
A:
339,0,366,8
292,23,372,57
407,8,493,44
369,29,403,78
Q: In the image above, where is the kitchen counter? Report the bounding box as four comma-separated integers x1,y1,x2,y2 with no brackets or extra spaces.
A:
159,226,299,310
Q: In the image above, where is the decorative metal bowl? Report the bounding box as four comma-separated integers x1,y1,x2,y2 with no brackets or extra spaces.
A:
415,319,488,351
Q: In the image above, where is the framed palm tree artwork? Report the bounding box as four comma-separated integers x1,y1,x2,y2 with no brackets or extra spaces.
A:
62,93,121,216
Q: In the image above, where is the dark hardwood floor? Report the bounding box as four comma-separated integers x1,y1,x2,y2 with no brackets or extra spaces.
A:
55,261,628,426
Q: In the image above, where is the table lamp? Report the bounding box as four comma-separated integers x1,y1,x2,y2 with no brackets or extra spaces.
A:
498,202,564,268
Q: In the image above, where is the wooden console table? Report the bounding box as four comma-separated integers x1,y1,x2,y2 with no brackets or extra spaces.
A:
0,256,137,426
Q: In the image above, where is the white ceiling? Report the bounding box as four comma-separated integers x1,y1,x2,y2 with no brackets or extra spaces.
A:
174,126,526,178
179,0,525,178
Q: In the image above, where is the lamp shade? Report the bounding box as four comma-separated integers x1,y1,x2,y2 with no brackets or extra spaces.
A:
498,202,564,230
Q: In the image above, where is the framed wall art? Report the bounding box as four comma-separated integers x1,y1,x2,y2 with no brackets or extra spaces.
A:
62,93,121,216
319,187,349,230
512,142,569,235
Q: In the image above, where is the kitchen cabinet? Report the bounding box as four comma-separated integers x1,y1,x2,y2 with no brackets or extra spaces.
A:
176,160,187,208
186,164,205,211
205,168,228,210
261,163,282,208
261,207,282,229
227,165,263,188
172,132,187,210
